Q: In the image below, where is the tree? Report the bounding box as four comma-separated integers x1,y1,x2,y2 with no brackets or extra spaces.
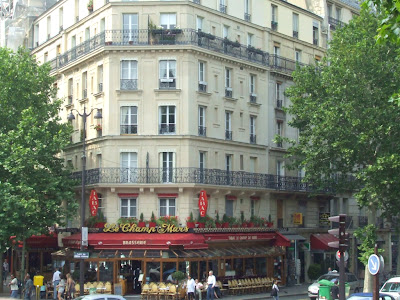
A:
283,9,400,289
0,47,78,282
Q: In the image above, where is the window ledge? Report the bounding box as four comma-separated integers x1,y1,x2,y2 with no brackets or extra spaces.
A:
224,96,238,102
154,89,181,95
248,101,262,107
65,103,74,109
197,91,212,96
116,89,143,96
93,91,104,98
79,98,88,104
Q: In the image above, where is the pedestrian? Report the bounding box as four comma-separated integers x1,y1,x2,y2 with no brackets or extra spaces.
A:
23,273,33,300
3,259,9,285
195,279,203,300
56,274,66,300
330,280,339,300
9,274,19,298
52,268,61,300
186,274,195,300
271,279,279,300
206,270,216,300
65,273,75,300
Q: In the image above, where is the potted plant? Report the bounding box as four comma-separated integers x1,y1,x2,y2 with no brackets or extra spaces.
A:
229,216,239,228
149,212,157,227
222,214,230,228
267,214,274,228
215,212,222,228
250,215,263,227
138,213,146,227
186,212,195,228
196,215,206,228
240,211,246,227
85,211,107,228
172,271,186,285
157,215,179,227
205,215,216,228
87,0,93,11
94,124,102,131
117,217,138,226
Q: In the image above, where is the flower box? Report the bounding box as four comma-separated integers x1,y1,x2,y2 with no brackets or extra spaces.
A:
94,222,106,228
186,222,195,228
196,222,205,228
149,222,156,228
215,222,222,228
222,222,229,228
138,221,146,227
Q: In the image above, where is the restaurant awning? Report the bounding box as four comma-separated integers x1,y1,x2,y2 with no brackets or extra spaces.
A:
310,233,338,250
11,233,58,249
62,233,208,250
282,234,306,241
202,231,290,247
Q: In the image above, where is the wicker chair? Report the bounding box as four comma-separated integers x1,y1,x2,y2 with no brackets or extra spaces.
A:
141,283,150,300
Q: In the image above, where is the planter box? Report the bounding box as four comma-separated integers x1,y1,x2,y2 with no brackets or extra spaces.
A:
216,222,222,228
247,222,254,228
94,222,106,228
196,222,205,228
138,221,146,227
222,222,229,228
149,222,156,228
187,222,195,228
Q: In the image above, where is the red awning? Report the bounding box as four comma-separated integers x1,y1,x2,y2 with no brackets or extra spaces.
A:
203,231,290,247
62,233,208,250
10,233,58,248
310,233,338,250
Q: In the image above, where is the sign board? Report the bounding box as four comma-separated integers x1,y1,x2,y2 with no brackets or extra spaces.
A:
198,190,208,217
368,254,384,276
89,190,99,217
293,213,303,225
74,251,89,259
336,250,349,261
82,227,88,246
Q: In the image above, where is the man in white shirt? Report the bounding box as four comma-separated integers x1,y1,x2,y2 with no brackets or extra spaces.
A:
186,274,195,300
52,268,61,300
206,270,216,300
9,274,19,298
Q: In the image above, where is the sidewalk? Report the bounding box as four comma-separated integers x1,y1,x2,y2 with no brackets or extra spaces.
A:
0,282,309,299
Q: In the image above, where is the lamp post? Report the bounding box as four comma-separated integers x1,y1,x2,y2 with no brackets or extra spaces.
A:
67,106,102,296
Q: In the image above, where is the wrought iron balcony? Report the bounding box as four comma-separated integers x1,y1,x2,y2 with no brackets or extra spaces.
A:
120,124,138,134
82,89,87,99
193,0,200,4
313,39,318,46
293,31,298,39
276,99,283,108
250,94,257,103
71,167,332,193
121,79,138,90
159,124,176,134
68,95,73,104
225,88,233,98
48,29,303,77
328,17,345,29
225,130,232,140
244,13,251,22
271,21,278,31
250,134,256,144
159,79,176,90
198,82,207,92
98,82,103,92
198,126,206,136
220,4,227,13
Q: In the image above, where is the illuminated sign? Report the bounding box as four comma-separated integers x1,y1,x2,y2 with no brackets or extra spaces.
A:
103,223,189,234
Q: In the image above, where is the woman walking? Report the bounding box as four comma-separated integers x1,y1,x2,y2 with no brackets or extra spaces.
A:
271,280,279,300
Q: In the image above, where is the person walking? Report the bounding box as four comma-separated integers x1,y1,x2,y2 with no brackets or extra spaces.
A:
271,279,279,300
52,268,61,300
330,280,339,300
9,274,19,298
56,274,66,300
23,273,33,300
206,270,216,300
186,274,196,300
3,259,9,285
65,273,75,300
195,279,203,300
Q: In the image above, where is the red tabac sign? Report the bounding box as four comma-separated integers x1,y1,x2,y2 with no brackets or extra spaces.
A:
198,190,208,217
89,190,99,216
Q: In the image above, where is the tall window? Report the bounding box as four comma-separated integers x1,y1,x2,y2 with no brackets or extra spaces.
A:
244,0,251,21
82,72,87,98
59,7,63,31
68,78,73,104
225,111,232,140
313,23,319,45
120,198,137,218
161,152,174,183
121,60,138,90
120,106,138,134
276,82,283,107
225,68,232,97
196,16,203,31
336,7,341,20
159,60,176,89
160,198,176,216
97,65,103,92
120,152,138,183
327,4,333,18
271,5,278,30
199,151,206,182
250,199,255,217
276,121,283,147
295,50,301,63
277,160,285,177
159,106,176,134
198,106,206,136
223,25,229,38
160,13,176,29
123,14,138,44
198,61,207,92
250,74,256,102
247,33,253,46
225,199,234,216
250,115,256,144
219,0,226,13
273,45,280,67
293,13,299,38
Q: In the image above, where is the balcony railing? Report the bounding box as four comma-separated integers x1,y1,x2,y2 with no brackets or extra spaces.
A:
193,0,200,3
159,124,176,134
198,126,206,136
48,29,303,77
244,13,251,22
98,82,103,92
121,79,138,90
225,130,232,140
72,167,332,193
82,89,87,99
250,134,256,144
159,79,176,89
198,82,207,92
313,39,318,46
271,21,278,31
250,94,257,103
293,31,298,39
120,124,138,134
225,88,233,98
220,4,227,13
328,17,345,29
68,95,73,104
276,99,283,108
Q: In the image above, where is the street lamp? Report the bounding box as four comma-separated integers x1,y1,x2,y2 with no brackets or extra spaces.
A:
67,106,102,296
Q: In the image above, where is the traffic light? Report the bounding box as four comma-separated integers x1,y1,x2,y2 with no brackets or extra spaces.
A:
328,214,348,252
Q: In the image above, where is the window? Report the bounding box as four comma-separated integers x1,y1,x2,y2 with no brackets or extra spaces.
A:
225,199,234,217
198,106,206,136
100,18,105,32
120,198,137,218
161,152,174,183
273,45,280,67
276,121,283,147
276,82,283,108
223,25,229,38
327,4,333,18
120,106,138,134
97,193,104,217
196,16,203,31
271,5,278,30
160,198,176,216
159,60,176,89
293,13,299,38
226,154,232,171
121,60,138,90
159,106,176,134
47,16,51,39
59,7,63,31
82,72,88,98
244,0,251,21
247,33,253,46
97,65,103,92
199,151,206,182
123,14,138,44
219,0,226,13
240,155,244,170
250,115,256,144
198,61,207,92
313,22,319,45
250,74,256,102
225,111,232,140
336,7,341,20
120,152,138,183
298,167,305,179
225,68,232,97
250,199,255,217
295,50,301,63
160,13,176,29
68,78,73,103
277,160,285,176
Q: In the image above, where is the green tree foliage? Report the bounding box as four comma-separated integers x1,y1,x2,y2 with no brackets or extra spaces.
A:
0,47,78,279
354,225,383,265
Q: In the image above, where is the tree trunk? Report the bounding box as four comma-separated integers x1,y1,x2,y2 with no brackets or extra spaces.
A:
363,207,376,292
21,238,26,293
0,256,3,293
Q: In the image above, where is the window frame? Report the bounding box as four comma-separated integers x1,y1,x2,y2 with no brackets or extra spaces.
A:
120,197,137,218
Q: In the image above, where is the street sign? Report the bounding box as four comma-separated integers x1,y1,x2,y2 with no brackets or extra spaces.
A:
74,251,89,259
82,226,88,246
368,254,381,275
336,250,349,261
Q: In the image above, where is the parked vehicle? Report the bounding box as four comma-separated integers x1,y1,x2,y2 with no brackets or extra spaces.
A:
347,292,395,300
308,271,363,299
379,276,400,300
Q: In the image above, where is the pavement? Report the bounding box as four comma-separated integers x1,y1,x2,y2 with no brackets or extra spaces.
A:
0,280,309,300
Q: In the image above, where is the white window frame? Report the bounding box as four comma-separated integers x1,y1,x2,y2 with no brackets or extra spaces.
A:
160,13,177,29
160,151,175,183
225,68,232,88
250,115,256,135
159,198,176,216
121,60,138,80
293,13,299,32
159,60,176,81
120,106,138,134
250,74,256,95
271,5,277,22
199,106,206,128
120,197,137,218
159,106,176,134
199,61,206,83
120,152,138,183
196,16,203,31
277,160,285,177
225,111,232,132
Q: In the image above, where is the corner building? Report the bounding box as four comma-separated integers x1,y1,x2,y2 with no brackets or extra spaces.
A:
29,0,370,294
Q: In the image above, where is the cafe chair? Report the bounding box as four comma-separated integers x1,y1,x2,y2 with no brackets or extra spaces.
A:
104,282,112,294
148,283,159,300
141,283,150,300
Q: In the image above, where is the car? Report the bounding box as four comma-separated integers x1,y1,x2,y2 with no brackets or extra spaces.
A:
379,276,400,300
74,294,126,300
347,292,395,300
307,271,363,299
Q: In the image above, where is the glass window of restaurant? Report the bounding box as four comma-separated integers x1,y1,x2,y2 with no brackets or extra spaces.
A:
147,261,161,283
255,257,267,276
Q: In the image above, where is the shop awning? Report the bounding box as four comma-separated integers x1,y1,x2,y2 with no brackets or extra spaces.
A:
11,233,58,249
282,234,306,241
203,231,290,247
310,233,338,250
62,233,208,250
